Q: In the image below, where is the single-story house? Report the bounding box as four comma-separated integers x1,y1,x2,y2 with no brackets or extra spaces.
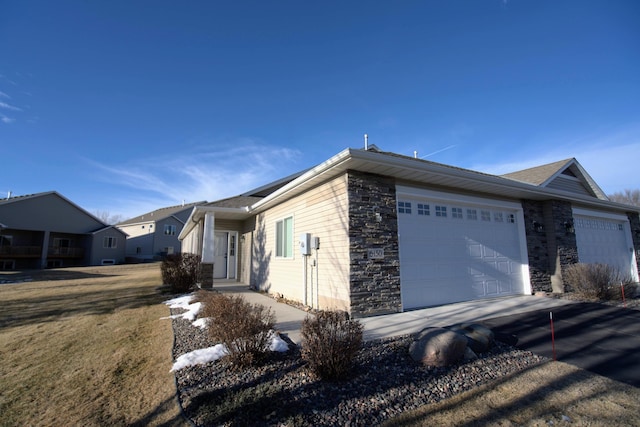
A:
116,201,205,262
179,146,640,317
0,191,127,269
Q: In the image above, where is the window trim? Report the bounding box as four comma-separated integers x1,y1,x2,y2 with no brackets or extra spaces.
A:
275,215,294,259
103,236,117,249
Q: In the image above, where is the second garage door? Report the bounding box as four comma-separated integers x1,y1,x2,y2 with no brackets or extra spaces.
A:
573,208,638,282
397,187,531,310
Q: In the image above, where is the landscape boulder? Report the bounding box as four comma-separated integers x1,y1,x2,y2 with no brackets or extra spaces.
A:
409,327,468,367
448,323,495,354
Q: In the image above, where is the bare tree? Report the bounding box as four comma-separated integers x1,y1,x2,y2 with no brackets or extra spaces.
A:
94,210,124,225
608,189,640,207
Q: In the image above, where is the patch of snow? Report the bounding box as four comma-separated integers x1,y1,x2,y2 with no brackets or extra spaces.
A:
269,332,289,352
192,317,210,329
170,331,290,371
161,294,201,321
171,344,228,371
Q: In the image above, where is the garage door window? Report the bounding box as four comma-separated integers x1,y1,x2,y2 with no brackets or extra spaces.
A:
481,210,491,221
452,207,463,219
398,201,412,214
467,209,478,220
417,203,430,216
435,205,447,217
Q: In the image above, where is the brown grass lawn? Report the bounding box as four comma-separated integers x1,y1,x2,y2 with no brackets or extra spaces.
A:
0,263,187,427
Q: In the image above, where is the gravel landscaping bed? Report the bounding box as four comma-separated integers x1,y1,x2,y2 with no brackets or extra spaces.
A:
170,308,547,427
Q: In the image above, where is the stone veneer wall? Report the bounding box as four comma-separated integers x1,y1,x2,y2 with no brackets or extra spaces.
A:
628,211,640,276
347,170,402,317
545,200,579,292
199,262,214,288
522,199,579,293
522,200,551,292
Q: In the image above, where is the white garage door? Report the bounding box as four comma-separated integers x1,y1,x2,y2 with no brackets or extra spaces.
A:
397,187,530,310
574,209,638,281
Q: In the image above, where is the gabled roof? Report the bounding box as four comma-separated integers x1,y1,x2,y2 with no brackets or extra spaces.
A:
117,201,206,226
179,147,637,239
241,168,311,197
501,159,574,186
501,158,608,200
0,191,109,229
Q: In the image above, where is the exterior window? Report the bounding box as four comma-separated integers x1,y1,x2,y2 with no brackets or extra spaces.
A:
467,209,477,220
618,224,623,231
164,225,176,235
398,201,412,214
494,212,504,222
103,237,117,248
507,214,516,224
276,216,293,258
136,247,142,254
435,205,447,217
417,203,430,216
452,207,463,219
481,210,491,221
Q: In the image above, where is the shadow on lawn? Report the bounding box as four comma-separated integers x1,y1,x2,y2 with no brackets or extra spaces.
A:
0,283,172,328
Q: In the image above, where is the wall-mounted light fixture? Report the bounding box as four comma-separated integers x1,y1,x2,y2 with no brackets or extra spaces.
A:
532,221,544,233
240,235,245,242
564,219,575,234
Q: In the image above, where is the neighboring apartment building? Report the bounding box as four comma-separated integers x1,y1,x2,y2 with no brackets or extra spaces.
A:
179,146,640,318
116,201,205,261
0,191,127,270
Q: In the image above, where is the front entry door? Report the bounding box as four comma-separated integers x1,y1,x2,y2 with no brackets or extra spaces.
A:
213,232,228,279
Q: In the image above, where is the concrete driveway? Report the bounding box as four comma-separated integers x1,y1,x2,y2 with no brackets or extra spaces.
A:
481,302,640,387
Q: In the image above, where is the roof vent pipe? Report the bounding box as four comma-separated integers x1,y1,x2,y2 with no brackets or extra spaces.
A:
7,191,11,199
414,151,418,159
364,133,368,150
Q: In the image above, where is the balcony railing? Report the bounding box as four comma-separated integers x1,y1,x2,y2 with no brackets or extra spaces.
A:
47,247,85,258
0,246,42,258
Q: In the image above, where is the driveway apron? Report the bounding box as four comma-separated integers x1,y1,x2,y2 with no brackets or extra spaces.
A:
481,303,640,387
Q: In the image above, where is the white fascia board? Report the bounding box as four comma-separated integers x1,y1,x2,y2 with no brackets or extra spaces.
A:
249,148,353,212
178,206,249,240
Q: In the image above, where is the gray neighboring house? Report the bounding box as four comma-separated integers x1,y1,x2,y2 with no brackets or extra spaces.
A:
0,191,127,270
179,146,640,318
116,202,205,262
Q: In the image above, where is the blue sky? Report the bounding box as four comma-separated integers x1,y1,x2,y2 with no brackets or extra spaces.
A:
1,1,639,220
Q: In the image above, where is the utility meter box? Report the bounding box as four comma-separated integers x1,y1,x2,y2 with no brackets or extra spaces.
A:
312,236,320,250
299,233,311,255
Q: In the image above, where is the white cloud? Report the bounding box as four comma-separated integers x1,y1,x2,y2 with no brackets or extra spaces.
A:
85,140,303,218
1,114,15,124
0,91,9,99
0,101,22,112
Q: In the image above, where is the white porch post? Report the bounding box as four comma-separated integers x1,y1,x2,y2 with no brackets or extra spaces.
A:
200,212,215,288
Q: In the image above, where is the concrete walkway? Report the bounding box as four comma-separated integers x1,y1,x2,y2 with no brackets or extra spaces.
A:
211,281,310,345
211,281,576,345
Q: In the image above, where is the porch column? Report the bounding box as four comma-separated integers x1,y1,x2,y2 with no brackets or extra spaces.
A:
200,212,215,288
40,230,50,269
